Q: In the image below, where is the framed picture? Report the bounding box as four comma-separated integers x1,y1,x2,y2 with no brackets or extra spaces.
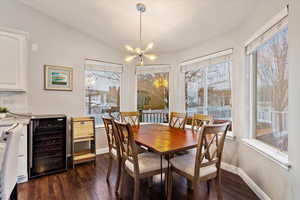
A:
44,65,73,91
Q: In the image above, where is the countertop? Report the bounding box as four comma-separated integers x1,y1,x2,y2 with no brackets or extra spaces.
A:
0,116,31,127
0,113,67,127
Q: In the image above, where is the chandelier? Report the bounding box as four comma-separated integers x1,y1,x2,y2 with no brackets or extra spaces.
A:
125,3,157,66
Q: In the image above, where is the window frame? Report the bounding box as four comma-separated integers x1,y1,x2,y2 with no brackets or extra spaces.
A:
84,59,123,128
244,6,290,169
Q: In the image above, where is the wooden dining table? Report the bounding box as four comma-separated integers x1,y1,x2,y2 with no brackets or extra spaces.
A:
132,123,200,198
132,123,199,154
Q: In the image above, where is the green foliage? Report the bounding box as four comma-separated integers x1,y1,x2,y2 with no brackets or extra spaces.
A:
0,107,8,113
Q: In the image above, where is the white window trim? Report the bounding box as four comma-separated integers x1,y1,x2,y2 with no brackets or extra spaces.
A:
180,48,233,67
84,59,123,127
242,139,290,170
136,64,171,74
245,7,290,169
85,59,123,72
245,5,288,48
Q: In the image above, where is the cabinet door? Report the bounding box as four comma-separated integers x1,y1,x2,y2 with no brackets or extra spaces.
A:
17,124,28,183
17,156,28,183
0,29,28,91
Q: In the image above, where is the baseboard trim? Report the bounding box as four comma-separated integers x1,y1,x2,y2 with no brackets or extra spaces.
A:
96,147,109,155
221,162,239,174
221,162,271,200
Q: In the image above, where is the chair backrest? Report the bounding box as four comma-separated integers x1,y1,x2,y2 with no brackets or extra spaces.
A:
213,119,232,131
169,112,187,129
113,120,140,174
194,123,230,179
120,112,140,127
102,117,119,154
0,123,22,200
191,114,213,133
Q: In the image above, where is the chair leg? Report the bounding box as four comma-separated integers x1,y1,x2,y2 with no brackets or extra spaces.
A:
106,155,113,182
215,176,223,200
115,158,122,194
119,167,125,199
207,180,210,193
192,181,199,200
187,179,193,190
147,177,153,188
133,177,140,200
165,171,168,194
167,170,173,200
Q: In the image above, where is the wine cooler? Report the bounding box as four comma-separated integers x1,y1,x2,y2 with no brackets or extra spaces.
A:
28,115,67,179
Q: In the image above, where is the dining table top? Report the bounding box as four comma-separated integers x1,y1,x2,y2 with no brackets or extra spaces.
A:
132,123,199,155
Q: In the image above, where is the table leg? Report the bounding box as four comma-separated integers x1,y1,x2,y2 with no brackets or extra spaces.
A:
160,155,163,200
166,154,170,198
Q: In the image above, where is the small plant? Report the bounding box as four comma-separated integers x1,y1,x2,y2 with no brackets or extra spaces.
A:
0,107,8,113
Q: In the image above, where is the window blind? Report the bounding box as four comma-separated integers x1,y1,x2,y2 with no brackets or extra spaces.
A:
136,64,171,74
180,49,233,73
85,59,123,72
245,6,288,55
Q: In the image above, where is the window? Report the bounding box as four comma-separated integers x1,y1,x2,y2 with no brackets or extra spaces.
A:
136,66,169,123
183,51,232,120
246,11,288,152
85,60,122,126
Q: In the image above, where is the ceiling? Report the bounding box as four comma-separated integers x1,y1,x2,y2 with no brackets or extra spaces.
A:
20,0,259,53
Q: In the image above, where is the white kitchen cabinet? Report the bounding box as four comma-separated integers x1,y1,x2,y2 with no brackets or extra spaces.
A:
0,28,28,91
0,119,29,183
17,124,28,183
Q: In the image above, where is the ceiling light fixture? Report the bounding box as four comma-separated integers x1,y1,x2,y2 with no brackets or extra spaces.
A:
124,3,157,66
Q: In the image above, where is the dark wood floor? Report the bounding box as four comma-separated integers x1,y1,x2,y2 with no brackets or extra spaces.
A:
18,154,259,200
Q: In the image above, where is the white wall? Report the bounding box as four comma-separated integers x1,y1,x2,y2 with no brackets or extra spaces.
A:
288,0,300,199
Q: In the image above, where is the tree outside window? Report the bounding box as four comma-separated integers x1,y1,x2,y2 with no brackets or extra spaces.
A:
85,70,121,126
185,61,232,120
255,27,288,152
137,72,169,122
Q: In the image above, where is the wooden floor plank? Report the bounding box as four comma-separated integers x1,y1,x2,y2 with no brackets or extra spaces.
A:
18,154,259,200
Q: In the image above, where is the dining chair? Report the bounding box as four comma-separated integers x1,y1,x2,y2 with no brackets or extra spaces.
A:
169,112,187,129
0,123,22,200
113,120,168,200
120,112,140,127
102,116,122,194
167,123,230,200
191,114,213,133
213,119,232,131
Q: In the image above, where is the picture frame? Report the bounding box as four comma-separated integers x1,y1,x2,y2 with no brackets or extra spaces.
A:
44,65,73,91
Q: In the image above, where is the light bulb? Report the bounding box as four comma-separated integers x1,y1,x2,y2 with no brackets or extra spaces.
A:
125,45,134,52
125,55,136,62
145,54,157,61
146,42,154,51
135,48,142,54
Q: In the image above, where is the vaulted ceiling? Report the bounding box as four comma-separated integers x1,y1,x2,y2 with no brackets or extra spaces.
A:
20,0,259,53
